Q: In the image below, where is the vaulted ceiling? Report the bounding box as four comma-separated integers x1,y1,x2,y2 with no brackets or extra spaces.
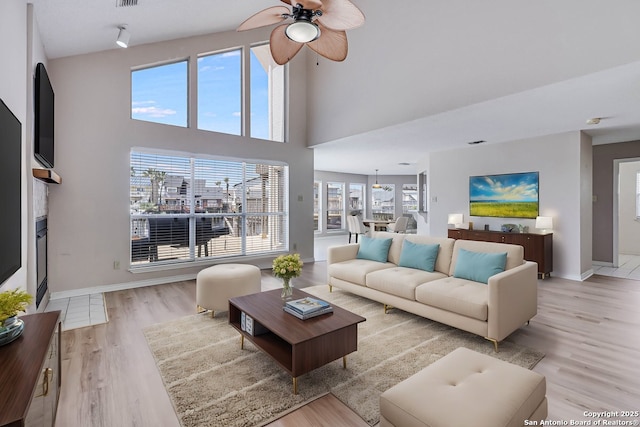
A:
31,0,640,174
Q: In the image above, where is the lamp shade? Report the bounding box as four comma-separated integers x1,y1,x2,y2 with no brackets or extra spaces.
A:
116,27,130,48
535,216,553,230
285,21,320,43
447,213,464,226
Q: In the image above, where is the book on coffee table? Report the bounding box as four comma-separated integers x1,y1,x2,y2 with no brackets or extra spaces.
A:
283,305,333,320
285,297,331,315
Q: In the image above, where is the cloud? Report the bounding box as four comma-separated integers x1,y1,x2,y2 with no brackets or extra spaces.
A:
132,100,157,106
473,177,537,201
132,106,177,118
232,112,241,117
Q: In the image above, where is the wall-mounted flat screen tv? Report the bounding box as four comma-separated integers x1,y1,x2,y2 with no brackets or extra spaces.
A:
469,171,539,219
0,98,22,287
35,62,55,168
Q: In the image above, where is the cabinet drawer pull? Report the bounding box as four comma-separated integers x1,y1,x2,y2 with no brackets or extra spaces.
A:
43,367,53,396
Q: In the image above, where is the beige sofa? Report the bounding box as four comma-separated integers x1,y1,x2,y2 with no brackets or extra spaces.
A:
327,231,538,349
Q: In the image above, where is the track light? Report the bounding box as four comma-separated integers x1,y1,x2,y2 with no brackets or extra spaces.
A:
116,26,130,48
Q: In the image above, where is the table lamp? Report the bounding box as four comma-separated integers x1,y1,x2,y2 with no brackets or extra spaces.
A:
535,216,553,233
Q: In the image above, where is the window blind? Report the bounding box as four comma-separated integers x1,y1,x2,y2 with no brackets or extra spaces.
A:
130,150,288,267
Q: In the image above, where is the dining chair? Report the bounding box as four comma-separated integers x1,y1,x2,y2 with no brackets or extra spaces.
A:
387,216,409,233
347,216,369,243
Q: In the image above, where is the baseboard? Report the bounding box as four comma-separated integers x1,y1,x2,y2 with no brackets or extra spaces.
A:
49,256,317,300
592,261,614,267
581,269,594,281
49,273,197,300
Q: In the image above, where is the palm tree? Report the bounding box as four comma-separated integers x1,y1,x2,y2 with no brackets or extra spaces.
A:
224,177,230,204
143,168,167,206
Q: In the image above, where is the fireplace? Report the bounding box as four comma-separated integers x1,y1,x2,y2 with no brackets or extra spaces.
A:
35,217,48,308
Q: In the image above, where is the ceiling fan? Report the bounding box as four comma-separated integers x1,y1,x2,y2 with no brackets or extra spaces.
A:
237,0,365,65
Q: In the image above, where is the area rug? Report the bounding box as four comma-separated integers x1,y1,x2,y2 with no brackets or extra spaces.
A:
143,285,544,427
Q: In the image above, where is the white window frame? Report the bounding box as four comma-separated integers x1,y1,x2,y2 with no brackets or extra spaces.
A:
130,148,289,270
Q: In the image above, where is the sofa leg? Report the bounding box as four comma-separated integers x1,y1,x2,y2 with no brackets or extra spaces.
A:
485,337,499,353
328,285,333,293
384,304,393,314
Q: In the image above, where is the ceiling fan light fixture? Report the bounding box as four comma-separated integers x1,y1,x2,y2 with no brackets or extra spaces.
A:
285,21,320,43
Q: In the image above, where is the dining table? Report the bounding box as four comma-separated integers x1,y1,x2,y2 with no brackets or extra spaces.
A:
362,219,394,232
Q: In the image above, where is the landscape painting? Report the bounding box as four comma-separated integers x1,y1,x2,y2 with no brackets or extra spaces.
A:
469,172,539,219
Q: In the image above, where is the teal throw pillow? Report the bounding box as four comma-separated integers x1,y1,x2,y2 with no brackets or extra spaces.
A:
453,248,508,284
398,240,440,272
356,236,393,263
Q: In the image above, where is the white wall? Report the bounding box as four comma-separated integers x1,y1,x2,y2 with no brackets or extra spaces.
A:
0,0,28,293
418,131,591,281
307,0,640,146
46,28,314,295
619,161,640,255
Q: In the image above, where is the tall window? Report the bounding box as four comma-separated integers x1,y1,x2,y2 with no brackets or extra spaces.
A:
349,183,365,217
313,181,321,232
250,44,286,142
636,172,640,219
402,183,418,213
326,182,344,230
131,60,188,127
197,49,242,135
130,150,288,267
372,184,395,220
131,44,286,141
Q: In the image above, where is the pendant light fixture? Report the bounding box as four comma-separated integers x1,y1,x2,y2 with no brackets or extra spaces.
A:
372,169,382,189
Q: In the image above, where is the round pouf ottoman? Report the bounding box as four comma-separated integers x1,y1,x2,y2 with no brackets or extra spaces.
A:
196,264,261,318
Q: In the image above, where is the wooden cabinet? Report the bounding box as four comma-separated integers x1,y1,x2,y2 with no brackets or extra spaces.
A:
0,312,61,427
448,229,553,278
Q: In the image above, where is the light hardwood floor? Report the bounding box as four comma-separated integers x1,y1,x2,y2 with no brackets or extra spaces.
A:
55,265,640,427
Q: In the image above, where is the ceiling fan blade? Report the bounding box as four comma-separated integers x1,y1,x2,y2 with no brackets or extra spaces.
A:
280,0,323,8
270,24,304,65
237,6,290,31
297,0,324,9
317,0,365,31
306,24,348,62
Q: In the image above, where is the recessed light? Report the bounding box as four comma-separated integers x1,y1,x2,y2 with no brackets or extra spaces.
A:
467,140,486,145
586,118,601,125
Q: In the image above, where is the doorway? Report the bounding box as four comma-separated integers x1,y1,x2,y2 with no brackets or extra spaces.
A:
605,158,640,280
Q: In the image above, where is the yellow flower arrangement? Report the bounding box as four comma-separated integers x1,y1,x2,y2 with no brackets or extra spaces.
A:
0,289,33,326
272,253,303,281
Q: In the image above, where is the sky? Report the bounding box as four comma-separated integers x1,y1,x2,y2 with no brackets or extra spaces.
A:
130,48,271,138
469,172,539,202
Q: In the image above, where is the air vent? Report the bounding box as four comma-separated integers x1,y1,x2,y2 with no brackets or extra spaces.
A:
117,0,138,7
467,140,486,145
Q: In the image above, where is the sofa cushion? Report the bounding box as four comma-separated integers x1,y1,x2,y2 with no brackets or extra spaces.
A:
450,240,524,277
357,236,393,263
398,240,440,272
371,231,406,264
367,267,448,300
416,277,488,321
453,248,507,284
328,259,395,286
405,235,455,275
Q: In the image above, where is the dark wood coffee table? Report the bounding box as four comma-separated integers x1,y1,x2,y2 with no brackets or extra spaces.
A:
228,287,366,394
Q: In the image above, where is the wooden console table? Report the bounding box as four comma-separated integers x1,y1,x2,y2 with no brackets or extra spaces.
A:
0,312,61,427
448,229,553,278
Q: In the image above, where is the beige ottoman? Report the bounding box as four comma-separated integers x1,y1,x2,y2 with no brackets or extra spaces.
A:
196,264,261,318
380,347,547,427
